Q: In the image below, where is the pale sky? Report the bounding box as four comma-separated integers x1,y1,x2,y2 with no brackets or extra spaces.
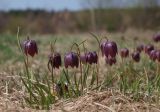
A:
0,0,82,11
0,0,159,11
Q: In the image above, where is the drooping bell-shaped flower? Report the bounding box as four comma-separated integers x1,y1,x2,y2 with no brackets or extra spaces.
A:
80,51,98,65
153,33,160,42
102,41,118,58
149,50,157,61
144,44,154,54
22,38,38,57
156,50,160,62
80,54,87,64
120,48,129,58
136,44,144,53
132,51,140,62
48,52,62,69
100,41,106,56
92,51,98,63
64,52,79,68
86,51,98,64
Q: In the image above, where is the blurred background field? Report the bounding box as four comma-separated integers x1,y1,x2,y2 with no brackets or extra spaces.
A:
0,0,160,34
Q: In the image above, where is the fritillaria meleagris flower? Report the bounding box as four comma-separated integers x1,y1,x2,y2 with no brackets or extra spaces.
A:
92,51,98,63
149,50,157,61
100,41,106,56
48,52,62,69
103,41,118,58
80,54,87,64
22,39,38,57
64,52,79,68
120,48,129,58
153,33,160,42
105,56,116,66
132,51,140,62
86,51,98,64
136,44,144,53
144,44,154,54
101,40,117,66
80,51,98,65
156,50,160,62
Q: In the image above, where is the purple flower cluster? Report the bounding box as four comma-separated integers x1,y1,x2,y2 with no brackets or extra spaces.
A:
22,35,160,69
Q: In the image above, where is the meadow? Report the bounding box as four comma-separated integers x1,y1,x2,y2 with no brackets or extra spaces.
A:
0,29,160,111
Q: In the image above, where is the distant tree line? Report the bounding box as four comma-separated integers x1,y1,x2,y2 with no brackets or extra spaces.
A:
0,7,160,34
80,0,160,30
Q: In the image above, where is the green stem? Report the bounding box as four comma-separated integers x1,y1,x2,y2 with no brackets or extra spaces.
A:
96,64,99,88
74,72,80,96
71,43,83,94
80,59,83,94
16,27,33,101
51,67,54,84
89,33,101,89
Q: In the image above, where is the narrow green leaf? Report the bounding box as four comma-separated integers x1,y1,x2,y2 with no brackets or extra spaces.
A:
20,77,39,102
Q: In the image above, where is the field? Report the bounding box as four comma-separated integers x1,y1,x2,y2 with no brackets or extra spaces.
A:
0,29,160,111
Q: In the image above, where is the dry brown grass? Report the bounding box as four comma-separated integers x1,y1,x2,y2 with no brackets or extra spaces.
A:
1,89,160,112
